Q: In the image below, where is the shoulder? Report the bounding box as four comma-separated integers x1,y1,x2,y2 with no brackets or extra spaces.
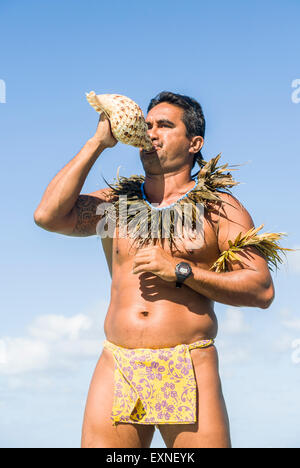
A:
207,191,252,221
205,191,255,247
87,187,118,203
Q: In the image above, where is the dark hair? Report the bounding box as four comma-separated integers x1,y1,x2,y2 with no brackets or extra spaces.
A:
147,91,205,168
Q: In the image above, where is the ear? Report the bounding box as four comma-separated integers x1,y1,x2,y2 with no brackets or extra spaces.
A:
189,136,204,154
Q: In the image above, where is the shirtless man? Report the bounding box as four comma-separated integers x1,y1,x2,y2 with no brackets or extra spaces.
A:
34,91,275,448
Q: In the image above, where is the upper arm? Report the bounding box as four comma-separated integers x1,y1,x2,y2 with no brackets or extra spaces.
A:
42,188,114,237
216,193,254,254
213,192,272,278
70,188,115,237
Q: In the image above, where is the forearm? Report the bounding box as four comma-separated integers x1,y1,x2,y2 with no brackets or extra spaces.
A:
132,246,274,309
34,137,105,224
184,266,273,309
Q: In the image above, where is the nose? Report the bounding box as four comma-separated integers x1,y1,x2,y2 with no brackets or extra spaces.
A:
147,125,159,142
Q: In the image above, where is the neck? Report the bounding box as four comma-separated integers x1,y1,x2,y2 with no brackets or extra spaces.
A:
143,167,195,206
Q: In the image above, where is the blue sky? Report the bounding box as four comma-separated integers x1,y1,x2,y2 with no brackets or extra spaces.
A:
0,0,300,448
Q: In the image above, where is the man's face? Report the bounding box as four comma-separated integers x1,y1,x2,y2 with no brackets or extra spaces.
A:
140,102,194,174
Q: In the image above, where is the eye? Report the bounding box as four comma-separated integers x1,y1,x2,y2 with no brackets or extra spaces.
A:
159,122,173,128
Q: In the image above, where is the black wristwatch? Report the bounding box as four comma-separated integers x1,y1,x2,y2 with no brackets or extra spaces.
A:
175,262,193,288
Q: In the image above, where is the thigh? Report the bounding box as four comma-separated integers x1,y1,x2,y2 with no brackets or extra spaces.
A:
81,347,155,448
158,346,231,448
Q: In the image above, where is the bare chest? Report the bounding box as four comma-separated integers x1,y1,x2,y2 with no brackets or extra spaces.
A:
111,215,220,269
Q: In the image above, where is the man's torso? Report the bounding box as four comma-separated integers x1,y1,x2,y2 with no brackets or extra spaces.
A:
102,204,222,348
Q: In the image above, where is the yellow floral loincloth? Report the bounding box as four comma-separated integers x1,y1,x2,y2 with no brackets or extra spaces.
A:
103,339,214,425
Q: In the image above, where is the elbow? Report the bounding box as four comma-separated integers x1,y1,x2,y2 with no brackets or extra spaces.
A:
33,209,53,230
34,209,46,227
34,209,44,227
257,283,275,310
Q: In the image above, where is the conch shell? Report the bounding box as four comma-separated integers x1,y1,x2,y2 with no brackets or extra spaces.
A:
86,91,153,151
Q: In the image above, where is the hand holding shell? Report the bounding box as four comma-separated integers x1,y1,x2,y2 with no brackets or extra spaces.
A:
86,91,153,151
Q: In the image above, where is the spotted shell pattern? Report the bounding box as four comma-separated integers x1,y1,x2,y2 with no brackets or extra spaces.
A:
86,92,153,151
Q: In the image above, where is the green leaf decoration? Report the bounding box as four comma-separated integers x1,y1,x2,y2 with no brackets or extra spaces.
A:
101,154,295,270
210,224,295,273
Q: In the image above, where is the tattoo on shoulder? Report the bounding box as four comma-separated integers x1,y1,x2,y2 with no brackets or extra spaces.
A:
73,195,103,236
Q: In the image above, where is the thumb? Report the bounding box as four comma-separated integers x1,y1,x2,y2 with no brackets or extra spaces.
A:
98,112,109,122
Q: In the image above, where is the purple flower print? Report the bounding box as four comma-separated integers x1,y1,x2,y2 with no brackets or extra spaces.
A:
158,350,172,361
161,382,178,399
129,359,144,370
181,367,189,376
161,383,170,392
146,362,165,380
123,366,133,381
157,404,175,421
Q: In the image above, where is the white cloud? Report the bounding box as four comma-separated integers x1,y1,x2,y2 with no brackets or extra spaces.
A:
217,339,250,365
272,333,297,352
286,246,300,274
28,314,92,342
215,308,253,368
279,307,293,318
271,308,300,353
278,307,300,333
221,307,251,335
0,338,49,374
282,319,300,331
0,301,108,378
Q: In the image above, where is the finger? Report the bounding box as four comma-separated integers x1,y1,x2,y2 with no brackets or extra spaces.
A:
133,255,152,264
134,251,151,258
99,112,108,122
133,251,153,260
132,264,153,274
135,246,158,253
133,259,151,269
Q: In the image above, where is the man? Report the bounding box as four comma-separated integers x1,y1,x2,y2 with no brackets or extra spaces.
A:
34,91,275,448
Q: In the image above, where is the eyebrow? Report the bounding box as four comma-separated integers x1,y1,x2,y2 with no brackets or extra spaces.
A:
146,119,175,128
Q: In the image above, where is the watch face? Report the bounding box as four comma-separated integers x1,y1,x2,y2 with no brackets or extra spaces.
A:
179,266,189,274
176,262,192,277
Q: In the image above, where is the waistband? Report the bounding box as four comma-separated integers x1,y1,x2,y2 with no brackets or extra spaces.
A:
103,338,214,353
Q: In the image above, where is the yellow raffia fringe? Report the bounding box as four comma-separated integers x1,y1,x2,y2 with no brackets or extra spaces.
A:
101,154,239,252
101,155,295,265
210,224,294,273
